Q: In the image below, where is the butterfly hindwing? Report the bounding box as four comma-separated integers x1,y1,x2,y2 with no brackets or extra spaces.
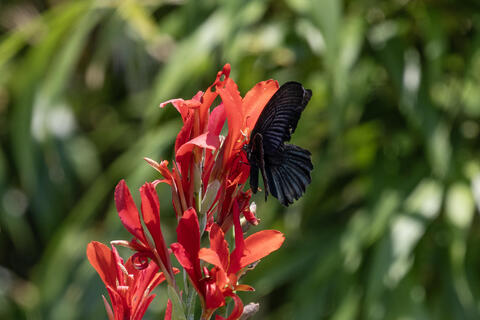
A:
263,144,312,206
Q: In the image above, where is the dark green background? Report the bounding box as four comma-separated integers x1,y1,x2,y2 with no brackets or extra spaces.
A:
1,0,480,319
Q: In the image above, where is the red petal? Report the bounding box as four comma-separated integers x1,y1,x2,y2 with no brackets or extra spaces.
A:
106,287,125,318
176,208,200,261
171,243,193,270
242,79,279,131
140,182,171,270
132,294,155,320
164,299,172,320
228,201,246,274
198,248,223,269
215,293,244,320
213,64,231,88
217,77,243,167
146,160,174,186
150,267,180,289
175,111,194,156
171,242,203,298
176,132,220,157
174,208,204,296
115,180,148,245
226,293,244,320
150,272,166,288
205,284,225,310
135,262,160,298
139,183,160,229
202,104,225,187
197,64,229,138
160,98,187,118
208,104,226,136
209,224,230,271
86,241,117,288
199,89,218,133
239,230,285,269
160,97,201,122
235,284,255,292
111,245,126,285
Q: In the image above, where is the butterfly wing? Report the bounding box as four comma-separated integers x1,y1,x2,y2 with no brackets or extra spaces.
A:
247,81,313,206
264,144,313,206
250,81,312,155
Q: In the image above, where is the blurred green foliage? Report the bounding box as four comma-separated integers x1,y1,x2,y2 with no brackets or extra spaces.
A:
1,0,480,319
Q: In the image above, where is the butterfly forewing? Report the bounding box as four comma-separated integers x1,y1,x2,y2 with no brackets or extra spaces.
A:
250,81,312,155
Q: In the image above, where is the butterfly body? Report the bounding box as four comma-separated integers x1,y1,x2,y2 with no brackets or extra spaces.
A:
245,81,313,206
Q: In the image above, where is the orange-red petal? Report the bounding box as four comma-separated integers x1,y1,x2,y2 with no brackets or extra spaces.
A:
242,79,279,131
217,77,243,167
176,208,200,261
208,104,226,136
204,268,225,310
172,208,204,295
139,183,162,248
215,293,244,320
171,243,193,270
160,96,201,122
199,248,223,269
240,230,285,269
235,284,255,292
209,224,230,270
228,201,246,273
139,182,171,271
86,241,117,288
164,299,172,320
176,132,220,157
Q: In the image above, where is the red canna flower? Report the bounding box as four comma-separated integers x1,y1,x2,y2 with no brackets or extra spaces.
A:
171,204,284,320
113,179,177,288
151,64,278,233
199,202,284,319
87,241,175,320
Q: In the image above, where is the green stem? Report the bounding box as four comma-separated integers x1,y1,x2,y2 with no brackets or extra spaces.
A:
185,283,197,320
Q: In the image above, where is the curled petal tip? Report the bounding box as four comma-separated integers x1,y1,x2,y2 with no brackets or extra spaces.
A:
222,64,231,76
159,98,183,109
110,240,132,248
144,157,159,167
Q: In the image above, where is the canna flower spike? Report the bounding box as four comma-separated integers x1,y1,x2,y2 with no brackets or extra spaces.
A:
154,64,279,232
88,64,294,320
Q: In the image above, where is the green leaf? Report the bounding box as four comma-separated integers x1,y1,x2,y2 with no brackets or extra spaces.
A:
168,285,187,320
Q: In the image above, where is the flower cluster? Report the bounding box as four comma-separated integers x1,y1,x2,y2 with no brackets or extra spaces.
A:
87,64,285,320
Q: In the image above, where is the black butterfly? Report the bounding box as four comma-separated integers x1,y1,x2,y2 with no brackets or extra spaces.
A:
244,81,313,206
